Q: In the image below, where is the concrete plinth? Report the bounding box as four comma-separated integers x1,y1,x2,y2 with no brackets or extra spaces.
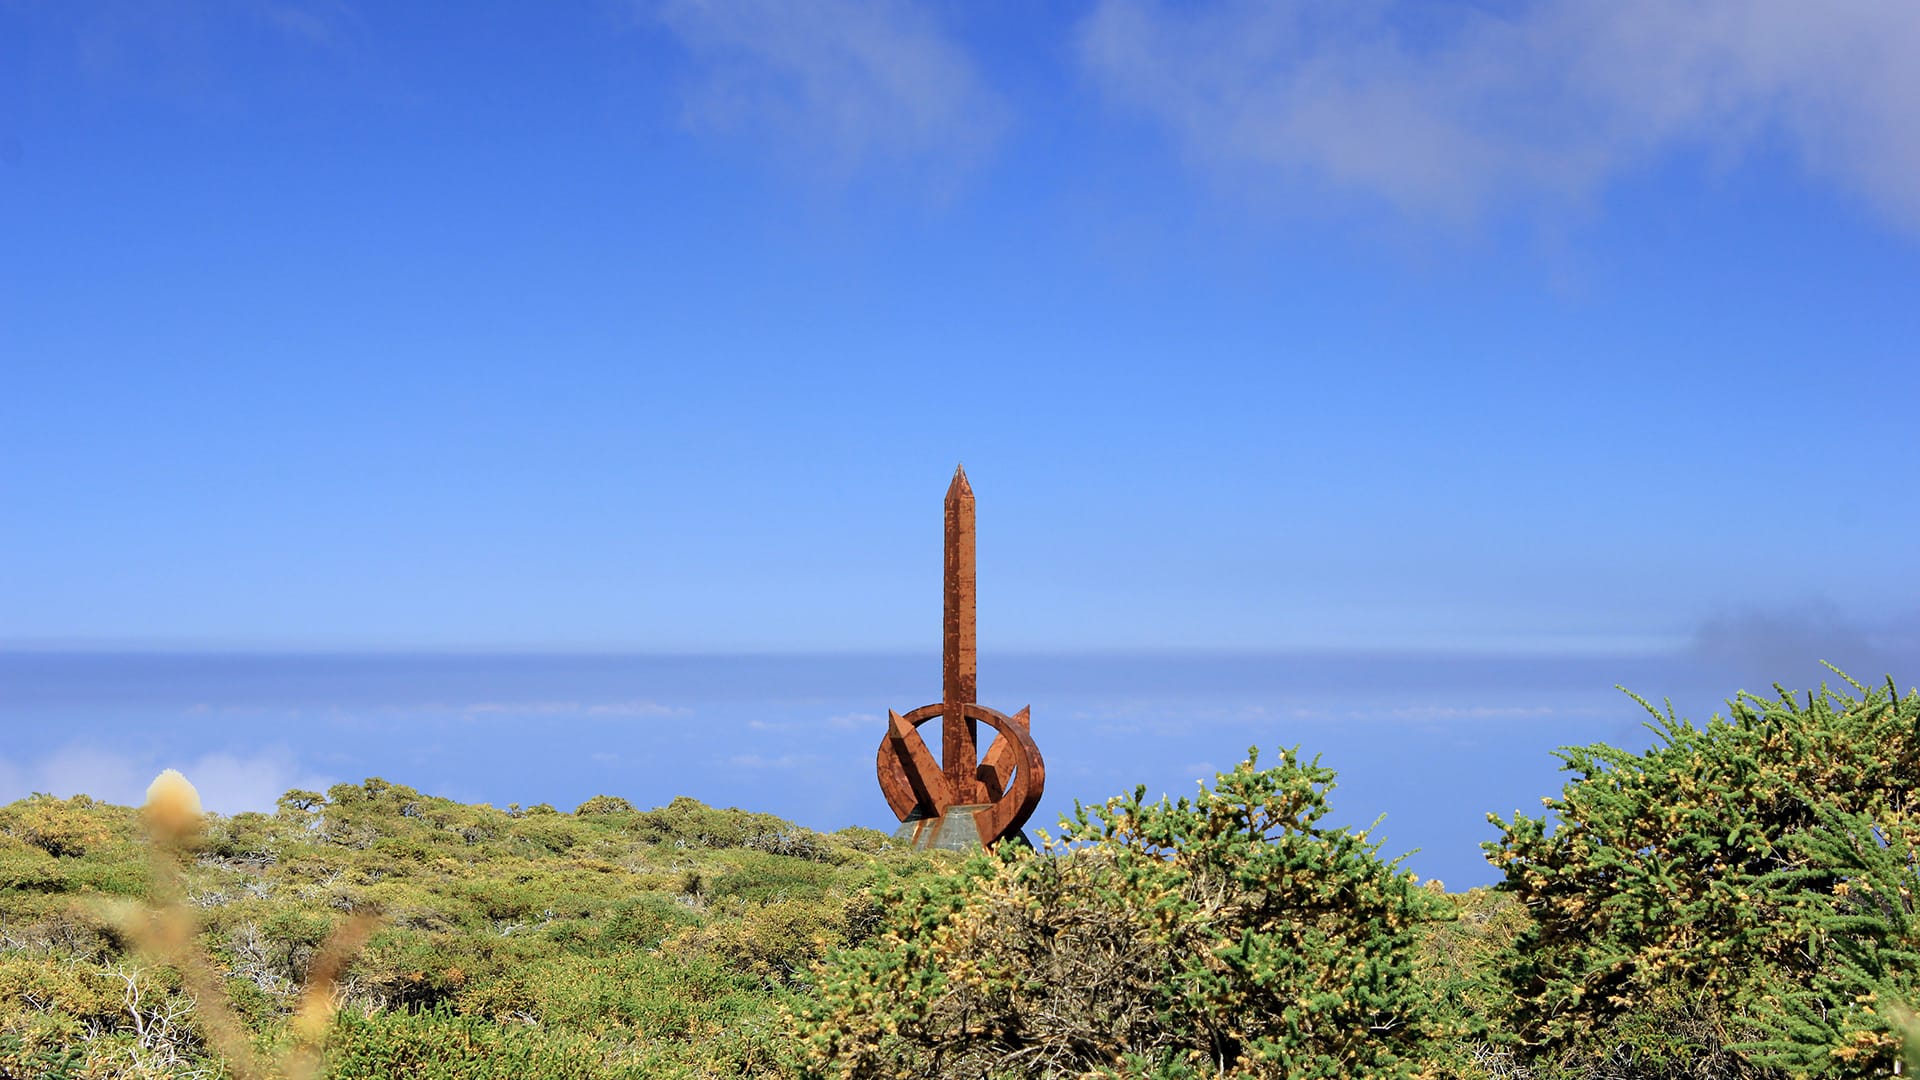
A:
894,805,991,851
894,805,1033,852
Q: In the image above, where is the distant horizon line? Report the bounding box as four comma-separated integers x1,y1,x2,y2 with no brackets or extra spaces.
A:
0,637,1697,660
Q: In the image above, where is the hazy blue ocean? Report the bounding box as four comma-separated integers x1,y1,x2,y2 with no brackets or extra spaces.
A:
0,649,1875,888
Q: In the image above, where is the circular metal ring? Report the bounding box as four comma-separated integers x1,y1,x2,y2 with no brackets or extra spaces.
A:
876,702,1045,844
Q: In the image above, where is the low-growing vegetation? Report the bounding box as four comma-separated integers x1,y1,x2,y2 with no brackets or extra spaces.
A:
0,778,931,1078
1,669,1917,1078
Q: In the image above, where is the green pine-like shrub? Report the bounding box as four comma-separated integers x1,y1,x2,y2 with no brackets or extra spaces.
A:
1488,671,1920,1078
796,747,1452,1079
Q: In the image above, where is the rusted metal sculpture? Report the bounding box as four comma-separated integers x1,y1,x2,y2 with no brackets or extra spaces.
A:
878,466,1045,850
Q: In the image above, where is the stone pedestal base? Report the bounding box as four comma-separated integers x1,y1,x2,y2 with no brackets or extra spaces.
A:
893,805,989,851
893,805,1031,852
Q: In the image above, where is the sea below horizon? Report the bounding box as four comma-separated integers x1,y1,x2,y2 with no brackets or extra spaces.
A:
0,648,1888,889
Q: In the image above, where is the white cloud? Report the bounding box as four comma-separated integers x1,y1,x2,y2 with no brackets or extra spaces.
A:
259,2,359,49
650,0,1005,185
823,711,878,731
1076,0,1920,228
1381,705,1566,722
174,750,335,815
458,699,685,720
33,747,147,807
725,752,826,770
0,745,332,816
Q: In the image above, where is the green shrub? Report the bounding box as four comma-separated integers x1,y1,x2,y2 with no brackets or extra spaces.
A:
1488,673,1920,1076
633,797,791,850
600,895,698,951
574,795,635,816
0,841,70,895
506,815,583,855
828,826,892,855
1410,885,1534,1076
707,852,837,905
0,1024,86,1080
0,904,123,962
664,897,846,986
202,811,279,862
0,794,123,859
324,1007,604,1079
226,973,282,1032
798,747,1450,1079
1740,804,1920,1075
0,954,127,1031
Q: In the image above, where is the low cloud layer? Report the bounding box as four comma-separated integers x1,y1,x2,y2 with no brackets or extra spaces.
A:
0,745,332,815
1076,0,1920,228
651,0,1004,184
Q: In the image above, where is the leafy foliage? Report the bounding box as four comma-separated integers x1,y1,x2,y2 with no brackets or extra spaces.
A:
1741,804,1920,1075
1488,672,1920,1077
798,747,1451,1079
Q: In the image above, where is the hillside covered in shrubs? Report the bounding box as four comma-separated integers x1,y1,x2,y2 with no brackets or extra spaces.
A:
2,672,1918,1078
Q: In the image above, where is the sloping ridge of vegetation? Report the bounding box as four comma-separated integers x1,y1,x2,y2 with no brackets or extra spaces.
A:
0,781,913,1077
2,671,1918,1078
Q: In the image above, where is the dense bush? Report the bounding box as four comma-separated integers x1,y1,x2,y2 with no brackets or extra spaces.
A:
1741,804,1920,1075
574,795,636,816
798,747,1451,1079
1489,673,1920,1077
324,1007,605,1079
0,1026,86,1080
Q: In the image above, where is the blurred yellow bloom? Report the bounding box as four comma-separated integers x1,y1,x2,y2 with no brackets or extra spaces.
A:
143,769,203,845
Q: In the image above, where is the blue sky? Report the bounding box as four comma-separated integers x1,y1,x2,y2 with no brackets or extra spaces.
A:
3,2,1919,883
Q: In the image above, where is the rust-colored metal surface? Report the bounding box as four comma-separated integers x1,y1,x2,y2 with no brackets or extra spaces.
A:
877,466,1045,850
942,468,981,804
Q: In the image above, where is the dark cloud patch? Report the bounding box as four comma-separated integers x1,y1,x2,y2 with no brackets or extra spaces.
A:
1690,601,1918,694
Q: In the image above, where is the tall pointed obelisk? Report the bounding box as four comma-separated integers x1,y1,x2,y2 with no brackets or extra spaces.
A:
876,466,1045,850
942,466,981,804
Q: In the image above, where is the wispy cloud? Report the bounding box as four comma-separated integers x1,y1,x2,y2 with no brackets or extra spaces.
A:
178,698,689,725
258,1,359,49
649,0,1005,186
1076,0,1920,229
458,699,687,720
66,1,359,87
725,751,827,770
1381,705,1573,722
822,711,878,731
